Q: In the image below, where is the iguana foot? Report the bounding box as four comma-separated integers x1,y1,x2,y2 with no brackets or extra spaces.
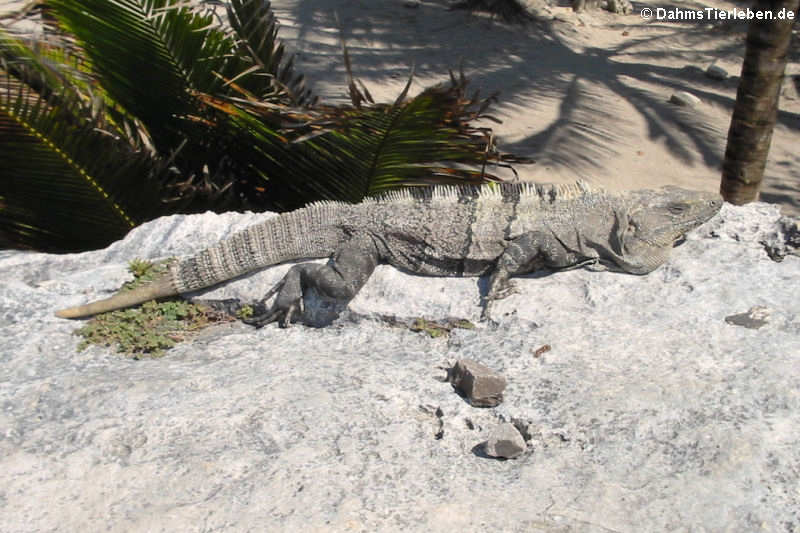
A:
242,268,305,328
488,279,519,301
242,301,302,328
244,237,381,328
480,274,519,323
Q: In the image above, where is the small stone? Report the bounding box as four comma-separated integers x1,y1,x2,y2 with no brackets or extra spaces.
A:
669,91,701,108
725,306,772,330
485,423,527,459
449,359,507,407
602,0,633,14
706,65,728,81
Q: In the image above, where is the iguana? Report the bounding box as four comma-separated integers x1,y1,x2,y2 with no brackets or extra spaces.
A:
55,181,722,326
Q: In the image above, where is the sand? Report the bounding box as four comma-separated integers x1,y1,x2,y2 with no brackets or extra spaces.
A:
2,0,798,214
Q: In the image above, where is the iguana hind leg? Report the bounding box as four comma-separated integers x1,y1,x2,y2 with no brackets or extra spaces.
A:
244,234,380,328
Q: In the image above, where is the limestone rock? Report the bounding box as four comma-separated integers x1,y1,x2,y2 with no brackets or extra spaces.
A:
2,202,799,531
572,0,632,14
602,0,632,14
763,216,800,261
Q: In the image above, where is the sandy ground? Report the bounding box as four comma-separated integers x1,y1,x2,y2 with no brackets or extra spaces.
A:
2,0,799,214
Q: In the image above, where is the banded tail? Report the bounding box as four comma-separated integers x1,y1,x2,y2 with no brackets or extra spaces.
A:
55,202,349,319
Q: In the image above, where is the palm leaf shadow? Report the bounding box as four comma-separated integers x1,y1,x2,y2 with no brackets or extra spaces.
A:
282,0,798,180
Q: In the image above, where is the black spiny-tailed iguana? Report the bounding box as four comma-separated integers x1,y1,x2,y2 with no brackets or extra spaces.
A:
55,181,722,326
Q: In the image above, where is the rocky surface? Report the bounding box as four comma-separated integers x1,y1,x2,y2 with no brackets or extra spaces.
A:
1,202,799,531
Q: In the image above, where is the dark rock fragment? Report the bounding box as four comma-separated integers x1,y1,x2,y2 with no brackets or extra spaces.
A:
449,359,507,407
725,306,771,330
705,65,728,81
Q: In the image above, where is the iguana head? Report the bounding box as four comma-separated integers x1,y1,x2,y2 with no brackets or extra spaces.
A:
608,186,723,274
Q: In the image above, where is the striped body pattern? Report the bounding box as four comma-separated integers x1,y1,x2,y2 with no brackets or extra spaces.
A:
170,203,348,292
169,181,606,291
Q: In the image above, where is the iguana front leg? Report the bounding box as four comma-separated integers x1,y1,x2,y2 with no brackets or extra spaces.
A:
483,231,583,321
244,234,380,328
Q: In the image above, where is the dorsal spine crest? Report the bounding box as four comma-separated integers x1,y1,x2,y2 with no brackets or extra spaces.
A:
365,180,599,205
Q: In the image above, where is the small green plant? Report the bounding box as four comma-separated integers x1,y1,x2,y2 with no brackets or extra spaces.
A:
121,259,171,291
236,304,254,319
74,258,230,357
381,316,475,338
409,317,476,338
75,300,231,357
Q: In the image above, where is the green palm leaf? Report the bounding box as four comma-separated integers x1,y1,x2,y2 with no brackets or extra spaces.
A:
46,0,316,209
203,70,526,209
47,0,234,152
225,0,315,106
1,41,167,251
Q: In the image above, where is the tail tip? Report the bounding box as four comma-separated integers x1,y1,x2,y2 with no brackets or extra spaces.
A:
55,307,79,319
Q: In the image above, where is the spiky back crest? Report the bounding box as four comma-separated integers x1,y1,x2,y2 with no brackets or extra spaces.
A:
360,180,599,207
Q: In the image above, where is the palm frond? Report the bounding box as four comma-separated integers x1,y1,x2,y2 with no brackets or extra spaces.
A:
200,69,528,209
225,0,315,106
0,48,167,251
46,0,231,150
46,0,316,209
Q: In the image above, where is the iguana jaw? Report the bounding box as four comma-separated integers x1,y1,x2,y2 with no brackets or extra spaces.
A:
632,189,723,247
603,189,722,274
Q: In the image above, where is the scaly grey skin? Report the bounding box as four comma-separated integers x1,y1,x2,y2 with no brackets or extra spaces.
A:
55,181,723,326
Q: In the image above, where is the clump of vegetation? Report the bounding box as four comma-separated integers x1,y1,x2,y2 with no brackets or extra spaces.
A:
75,300,231,357
121,258,171,291
410,317,476,338
382,315,476,338
74,259,231,357
236,304,254,319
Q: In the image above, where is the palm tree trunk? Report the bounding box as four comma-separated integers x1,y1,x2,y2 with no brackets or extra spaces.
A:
720,0,798,204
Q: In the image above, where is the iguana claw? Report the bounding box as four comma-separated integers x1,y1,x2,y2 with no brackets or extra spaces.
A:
241,277,304,328
243,302,300,328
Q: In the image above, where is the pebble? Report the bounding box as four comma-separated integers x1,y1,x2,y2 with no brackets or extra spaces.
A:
669,91,701,108
449,359,507,407
485,423,527,459
706,65,728,81
724,306,772,330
